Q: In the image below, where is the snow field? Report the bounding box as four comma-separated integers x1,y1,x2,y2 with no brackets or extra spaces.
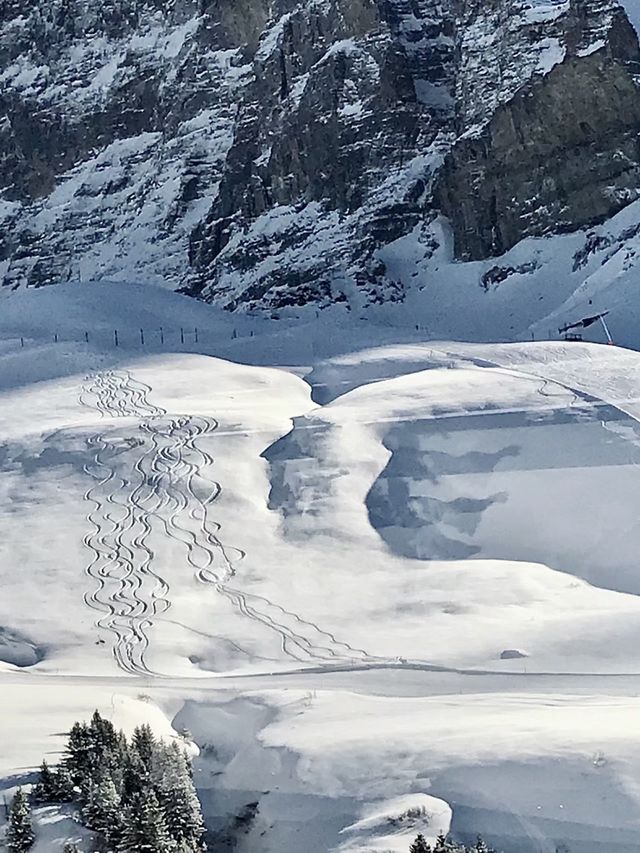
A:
2,282,640,851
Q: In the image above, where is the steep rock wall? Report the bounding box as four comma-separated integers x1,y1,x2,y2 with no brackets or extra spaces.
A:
438,0,640,259
0,0,639,310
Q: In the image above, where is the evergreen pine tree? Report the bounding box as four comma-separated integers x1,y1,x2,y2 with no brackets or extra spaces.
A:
160,773,205,851
433,834,453,853
91,711,121,776
90,711,118,752
132,724,156,771
67,713,120,790
101,729,130,797
66,722,95,784
153,741,205,852
121,747,148,802
410,833,432,853
114,731,130,779
116,729,129,760
6,789,35,853
52,763,76,802
82,774,122,845
33,760,56,802
182,748,194,781
119,789,174,853
120,724,156,800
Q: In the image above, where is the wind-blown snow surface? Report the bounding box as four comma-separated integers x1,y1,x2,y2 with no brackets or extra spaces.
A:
2,283,640,851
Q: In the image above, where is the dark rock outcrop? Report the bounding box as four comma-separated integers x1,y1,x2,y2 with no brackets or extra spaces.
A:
0,0,639,308
437,5,640,260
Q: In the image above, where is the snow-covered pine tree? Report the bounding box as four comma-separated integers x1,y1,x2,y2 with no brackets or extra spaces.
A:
6,789,35,853
119,789,174,853
33,760,56,802
66,712,122,792
33,760,75,803
473,837,494,853
52,763,76,802
433,834,461,853
115,730,130,769
121,724,156,800
103,729,129,796
91,712,124,776
82,774,122,845
182,748,194,781
410,833,432,853
155,743,205,852
132,725,156,771
65,722,95,784
121,746,149,801
90,711,118,753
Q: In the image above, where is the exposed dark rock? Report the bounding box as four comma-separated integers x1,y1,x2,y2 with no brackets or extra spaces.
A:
0,0,639,308
437,1,640,261
500,649,528,660
481,262,539,291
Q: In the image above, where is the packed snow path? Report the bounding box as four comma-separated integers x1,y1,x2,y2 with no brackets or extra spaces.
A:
79,370,375,674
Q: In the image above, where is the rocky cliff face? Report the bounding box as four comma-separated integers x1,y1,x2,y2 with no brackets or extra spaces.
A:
1,0,640,312
438,0,640,260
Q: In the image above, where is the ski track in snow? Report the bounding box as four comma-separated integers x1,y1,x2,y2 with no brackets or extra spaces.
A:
79,370,377,675
80,370,175,675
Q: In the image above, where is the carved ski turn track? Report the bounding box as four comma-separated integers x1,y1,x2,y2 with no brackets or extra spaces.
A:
80,370,378,675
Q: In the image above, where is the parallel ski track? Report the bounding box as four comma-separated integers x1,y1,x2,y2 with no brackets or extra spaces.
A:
80,370,376,675
81,371,169,675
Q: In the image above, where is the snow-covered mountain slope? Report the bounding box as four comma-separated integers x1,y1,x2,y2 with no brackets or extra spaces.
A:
3,0,640,330
3,286,640,676
3,284,640,851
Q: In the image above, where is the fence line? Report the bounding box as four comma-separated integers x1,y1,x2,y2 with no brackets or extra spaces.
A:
15,326,257,349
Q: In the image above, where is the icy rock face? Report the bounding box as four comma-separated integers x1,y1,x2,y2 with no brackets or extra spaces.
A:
0,0,639,308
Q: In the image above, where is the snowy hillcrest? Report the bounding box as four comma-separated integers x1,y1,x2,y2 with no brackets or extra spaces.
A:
2,0,640,326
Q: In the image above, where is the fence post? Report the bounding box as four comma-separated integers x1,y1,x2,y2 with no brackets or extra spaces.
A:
85,331,89,343
160,327,164,345
20,337,24,347
54,332,58,343
194,327,198,343
180,327,184,345
114,329,119,347
140,329,145,346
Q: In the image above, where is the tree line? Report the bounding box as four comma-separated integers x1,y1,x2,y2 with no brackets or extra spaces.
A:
410,833,496,853
3,711,501,853
5,711,206,853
